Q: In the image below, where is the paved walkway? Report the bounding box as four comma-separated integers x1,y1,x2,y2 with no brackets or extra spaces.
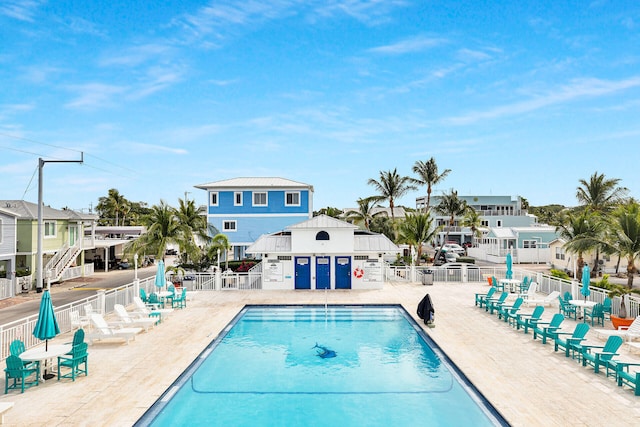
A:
1,281,639,426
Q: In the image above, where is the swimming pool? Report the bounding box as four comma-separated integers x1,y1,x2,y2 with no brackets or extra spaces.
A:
136,305,508,426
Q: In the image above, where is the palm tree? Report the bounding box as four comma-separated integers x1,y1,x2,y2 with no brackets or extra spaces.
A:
396,213,440,265
434,189,468,250
126,200,185,260
315,207,342,218
175,198,215,263
207,233,231,270
97,188,129,226
576,172,628,272
412,158,451,213
367,168,417,221
369,215,395,241
345,196,385,230
576,172,628,214
461,207,483,247
555,210,602,281
601,201,640,289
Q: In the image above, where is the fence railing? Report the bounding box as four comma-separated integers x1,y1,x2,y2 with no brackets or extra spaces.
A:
387,264,639,319
2,266,637,361
0,278,13,300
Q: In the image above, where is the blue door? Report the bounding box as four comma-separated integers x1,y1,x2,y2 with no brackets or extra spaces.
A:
335,256,352,289
295,257,311,289
315,256,331,290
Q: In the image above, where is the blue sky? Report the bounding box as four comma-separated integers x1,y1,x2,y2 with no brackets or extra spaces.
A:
1,0,639,213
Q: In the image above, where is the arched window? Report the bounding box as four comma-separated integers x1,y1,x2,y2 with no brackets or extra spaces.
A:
316,231,330,241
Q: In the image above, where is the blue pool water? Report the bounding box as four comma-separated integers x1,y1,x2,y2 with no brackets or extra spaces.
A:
137,305,508,426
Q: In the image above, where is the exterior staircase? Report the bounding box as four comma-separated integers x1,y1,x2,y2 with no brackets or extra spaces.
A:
45,242,82,282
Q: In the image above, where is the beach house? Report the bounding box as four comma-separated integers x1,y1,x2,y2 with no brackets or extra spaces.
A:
195,177,314,261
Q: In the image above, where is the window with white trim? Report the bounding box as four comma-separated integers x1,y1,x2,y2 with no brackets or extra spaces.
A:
210,192,218,206
234,192,243,206
555,247,565,260
253,192,267,206
523,240,537,249
481,220,489,227
44,220,56,237
223,220,237,232
496,220,502,227
285,191,300,206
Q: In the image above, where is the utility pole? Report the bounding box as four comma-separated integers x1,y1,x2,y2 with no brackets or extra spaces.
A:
36,154,84,292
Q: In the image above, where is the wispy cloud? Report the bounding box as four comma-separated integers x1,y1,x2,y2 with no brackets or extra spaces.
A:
99,44,175,67
130,142,188,155
64,83,128,110
173,0,408,45
129,66,184,99
368,35,447,55
173,0,298,40
208,78,240,86
21,65,67,84
0,0,44,22
0,103,34,120
313,0,408,25
165,124,223,142
444,76,640,125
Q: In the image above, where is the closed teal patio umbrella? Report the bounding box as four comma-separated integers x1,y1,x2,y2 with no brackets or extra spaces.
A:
505,252,513,279
32,289,60,379
581,264,591,301
155,259,166,291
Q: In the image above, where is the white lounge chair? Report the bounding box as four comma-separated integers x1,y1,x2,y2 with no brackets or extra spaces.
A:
114,304,157,332
518,281,538,301
70,310,90,330
87,313,142,345
594,316,640,341
132,297,173,322
525,290,560,307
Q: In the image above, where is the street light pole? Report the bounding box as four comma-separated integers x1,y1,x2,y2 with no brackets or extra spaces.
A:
36,154,84,292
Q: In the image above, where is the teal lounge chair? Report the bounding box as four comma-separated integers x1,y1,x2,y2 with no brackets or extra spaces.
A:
475,287,496,307
558,296,577,320
615,362,640,396
58,342,88,381
533,313,565,344
515,306,544,331
65,329,85,355
486,292,509,314
9,340,38,370
583,303,605,326
580,335,624,374
492,276,504,292
602,297,612,320
4,355,39,394
554,323,590,358
172,287,187,309
499,297,523,323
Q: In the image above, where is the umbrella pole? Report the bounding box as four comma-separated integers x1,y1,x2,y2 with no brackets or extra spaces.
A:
43,339,55,380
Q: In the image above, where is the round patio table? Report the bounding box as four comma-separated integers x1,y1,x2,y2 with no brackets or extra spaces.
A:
20,343,72,381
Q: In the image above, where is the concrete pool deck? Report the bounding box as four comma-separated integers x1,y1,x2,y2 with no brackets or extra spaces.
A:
2,281,640,426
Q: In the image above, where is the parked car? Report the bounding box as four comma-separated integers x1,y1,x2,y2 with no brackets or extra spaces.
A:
433,250,458,266
165,249,178,256
439,243,465,255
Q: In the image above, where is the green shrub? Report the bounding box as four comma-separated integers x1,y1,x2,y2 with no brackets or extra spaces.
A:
592,274,612,290
457,257,475,264
15,269,31,277
550,269,570,280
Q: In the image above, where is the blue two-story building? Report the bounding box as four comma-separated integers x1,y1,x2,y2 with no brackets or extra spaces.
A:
195,177,314,260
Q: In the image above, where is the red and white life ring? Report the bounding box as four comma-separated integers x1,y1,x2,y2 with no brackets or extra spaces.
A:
353,267,364,278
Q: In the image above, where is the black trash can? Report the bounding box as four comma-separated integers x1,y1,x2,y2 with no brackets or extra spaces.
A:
421,269,434,285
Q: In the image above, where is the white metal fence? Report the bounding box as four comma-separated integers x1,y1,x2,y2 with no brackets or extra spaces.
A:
1,266,638,361
386,264,639,319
